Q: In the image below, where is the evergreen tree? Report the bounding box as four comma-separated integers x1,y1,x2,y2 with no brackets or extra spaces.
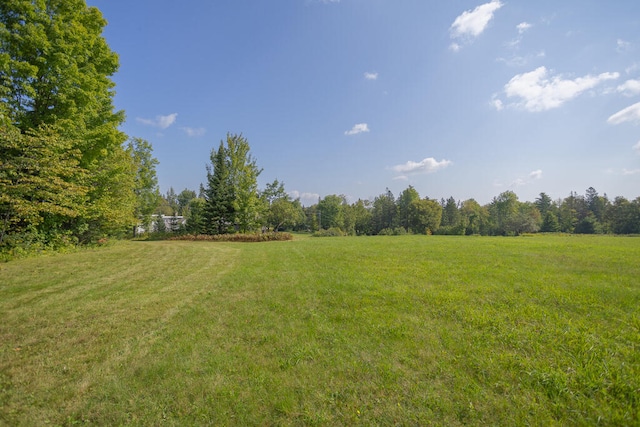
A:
541,211,560,232
204,141,234,234
371,189,397,234
203,134,262,234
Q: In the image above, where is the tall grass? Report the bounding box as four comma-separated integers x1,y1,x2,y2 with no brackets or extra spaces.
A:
1,235,638,425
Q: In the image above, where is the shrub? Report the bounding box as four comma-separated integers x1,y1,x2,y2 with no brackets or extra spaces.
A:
168,232,293,242
312,227,345,237
377,227,409,236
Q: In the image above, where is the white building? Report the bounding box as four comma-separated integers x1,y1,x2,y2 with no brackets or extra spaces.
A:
136,214,187,234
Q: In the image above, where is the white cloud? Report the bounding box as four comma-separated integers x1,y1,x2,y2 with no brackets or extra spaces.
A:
137,113,178,129
617,39,632,54
617,79,640,96
449,42,462,52
497,50,546,68
517,22,532,34
289,191,320,205
364,72,378,80
623,168,640,175
450,0,503,42
505,22,532,50
391,157,452,175
626,63,639,75
504,67,619,112
345,123,370,136
496,169,542,188
607,102,640,125
181,127,206,137
633,141,640,154
529,169,543,180
491,95,504,111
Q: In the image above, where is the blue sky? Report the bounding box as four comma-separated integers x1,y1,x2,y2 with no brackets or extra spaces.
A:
87,0,640,205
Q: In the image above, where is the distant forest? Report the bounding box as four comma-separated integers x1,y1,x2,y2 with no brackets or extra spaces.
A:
159,178,640,237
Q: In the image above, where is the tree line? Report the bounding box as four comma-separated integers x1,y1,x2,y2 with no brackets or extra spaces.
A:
163,174,640,237
152,132,639,237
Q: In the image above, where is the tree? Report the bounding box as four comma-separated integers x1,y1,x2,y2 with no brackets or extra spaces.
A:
204,140,234,234
460,199,489,235
80,143,137,241
317,195,345,231
177,189,197,216
0,124,87,246
0,0,124,147
437,196,464,234
506,202,540,235
154,214,166,234
541,211,560,232
1,0,140,246
534,193,554,217
261,179,304,231
127,138,160,235
408,198,442,234
350,199,373,236
165,187,179,214
558,192,588,233
185,198,206,235
227,134,262,232
203,134,262,234
397,186,420,231
371,189,397,234
488,191,519,235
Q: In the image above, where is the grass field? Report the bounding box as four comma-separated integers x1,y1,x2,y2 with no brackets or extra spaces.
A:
1,235,639,426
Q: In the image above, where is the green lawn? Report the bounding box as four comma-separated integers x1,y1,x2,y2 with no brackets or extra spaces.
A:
1,235,639,425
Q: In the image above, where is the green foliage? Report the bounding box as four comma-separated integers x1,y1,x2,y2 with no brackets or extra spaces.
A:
317,194,345,230
397,186,420,230
127,137,160,232
378,227,409,236
349,199,373,236
0,0,125,160
0,124,87,247
170,232,293,242
204,134,262,234
541,211,560,232
261,180,305,232
608,197,640,234
184,197,206,235
441,196,461,228
408,198,442,234
371,188,397,234
0,0,155,254
204,140,234,234
312,227,346,237
228,133,262,232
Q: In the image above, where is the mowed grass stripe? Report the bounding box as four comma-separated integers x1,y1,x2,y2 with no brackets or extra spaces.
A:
0,235,638,425
0,241,240,425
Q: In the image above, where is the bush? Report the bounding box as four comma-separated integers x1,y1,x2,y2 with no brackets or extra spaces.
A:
168,232,293,242
377,227,409,236
312,227,345,237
